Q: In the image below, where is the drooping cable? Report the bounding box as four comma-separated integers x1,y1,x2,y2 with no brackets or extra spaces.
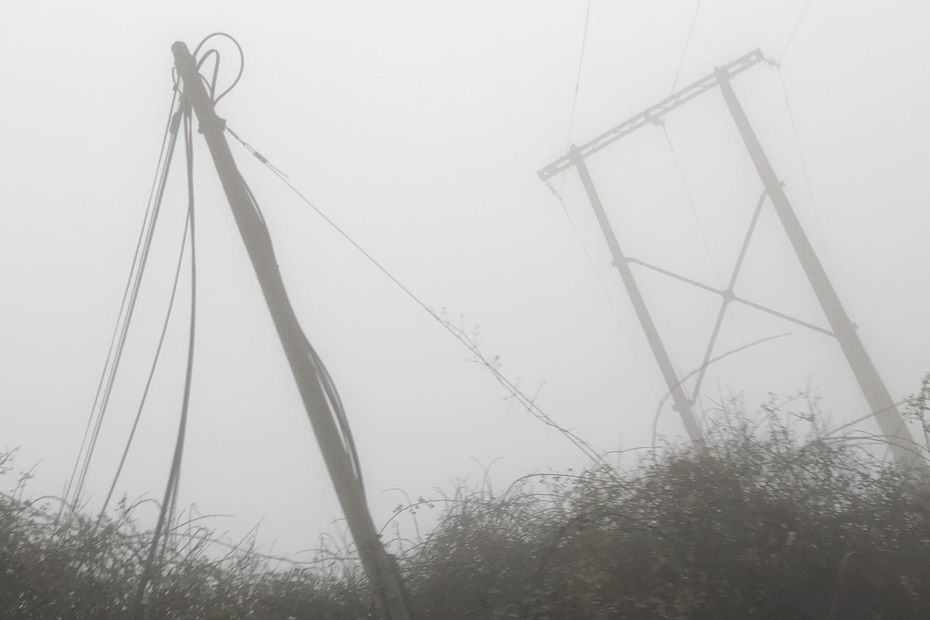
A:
233,158,367,487
96,204,192,525
192,32,244,106
62,92,177,511
132,107,198,618
88,36,229,529
304,331,366,489
70,107,183,513
779,0,814,62
240,161,366,486
226,127,605,467
186,35,370,484
62,93,183,516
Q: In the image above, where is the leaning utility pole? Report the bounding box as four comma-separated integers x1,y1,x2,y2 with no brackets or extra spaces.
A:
539,49,923,470
569,146,706,452
714,67,919,468
172,42,412,619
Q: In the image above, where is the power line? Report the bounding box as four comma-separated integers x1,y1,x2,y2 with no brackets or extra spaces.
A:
133,107,199,618
566,0,593,147
554,0,594,256
72,112,180,512
96,202,192,524
62,93,183,516
780,0,814,61
547,0,639,353
670,0,702,93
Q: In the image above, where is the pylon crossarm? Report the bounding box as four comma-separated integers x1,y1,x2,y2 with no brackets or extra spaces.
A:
626,256,720,295
733,296,834,336
539,49,766,180
627,255,834,335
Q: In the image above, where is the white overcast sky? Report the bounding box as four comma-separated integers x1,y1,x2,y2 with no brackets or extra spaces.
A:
1,1,928,554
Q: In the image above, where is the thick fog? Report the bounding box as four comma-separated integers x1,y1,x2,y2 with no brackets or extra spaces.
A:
1,1,928,554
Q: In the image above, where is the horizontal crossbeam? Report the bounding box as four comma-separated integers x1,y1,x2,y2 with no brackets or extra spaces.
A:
626,256,834,337
538,49,767,180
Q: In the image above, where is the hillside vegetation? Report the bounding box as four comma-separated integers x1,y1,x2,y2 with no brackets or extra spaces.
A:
2,381,929,619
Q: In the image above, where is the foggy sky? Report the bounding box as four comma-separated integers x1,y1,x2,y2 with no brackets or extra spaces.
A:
1,1,928,554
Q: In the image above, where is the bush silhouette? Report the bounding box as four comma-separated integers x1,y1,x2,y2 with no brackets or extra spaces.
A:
2,384,929,619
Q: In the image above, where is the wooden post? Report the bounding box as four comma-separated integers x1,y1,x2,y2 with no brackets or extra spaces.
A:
172,41,412,619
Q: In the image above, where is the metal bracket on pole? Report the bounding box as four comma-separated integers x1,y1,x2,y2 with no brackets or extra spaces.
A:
171,41,413,619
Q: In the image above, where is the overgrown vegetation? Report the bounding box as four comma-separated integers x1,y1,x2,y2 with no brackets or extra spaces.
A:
3,381,930,619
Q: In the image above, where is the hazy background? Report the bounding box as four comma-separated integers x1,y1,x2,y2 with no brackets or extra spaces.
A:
1,1,928,555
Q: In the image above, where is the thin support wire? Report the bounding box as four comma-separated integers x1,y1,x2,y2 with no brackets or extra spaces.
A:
132,108,199,620
542,178,635,351
566,0,594,148
774,64,829,262
780,0,814,61
670,0,703,93
226,127,607,468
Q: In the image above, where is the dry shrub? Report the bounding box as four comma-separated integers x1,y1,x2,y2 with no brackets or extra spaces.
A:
2,380,930,618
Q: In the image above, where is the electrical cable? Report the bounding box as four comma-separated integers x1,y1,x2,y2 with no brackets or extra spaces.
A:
780,0,814,62
303,332,366,488
233,158,367,487
192,32,244,106
96,206,192,525
565,0,593,148
241,162,366,485
62,92,182,516
197,49,221,100
178,37,368,489
70,106,183,513
132,107,198,619
62,94,177,512
545,0,638,356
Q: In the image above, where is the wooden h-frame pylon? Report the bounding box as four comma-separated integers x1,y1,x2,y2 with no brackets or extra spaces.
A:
539,50,923,470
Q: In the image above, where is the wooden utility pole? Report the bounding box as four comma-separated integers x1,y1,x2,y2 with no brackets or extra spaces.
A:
171,42,412,619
